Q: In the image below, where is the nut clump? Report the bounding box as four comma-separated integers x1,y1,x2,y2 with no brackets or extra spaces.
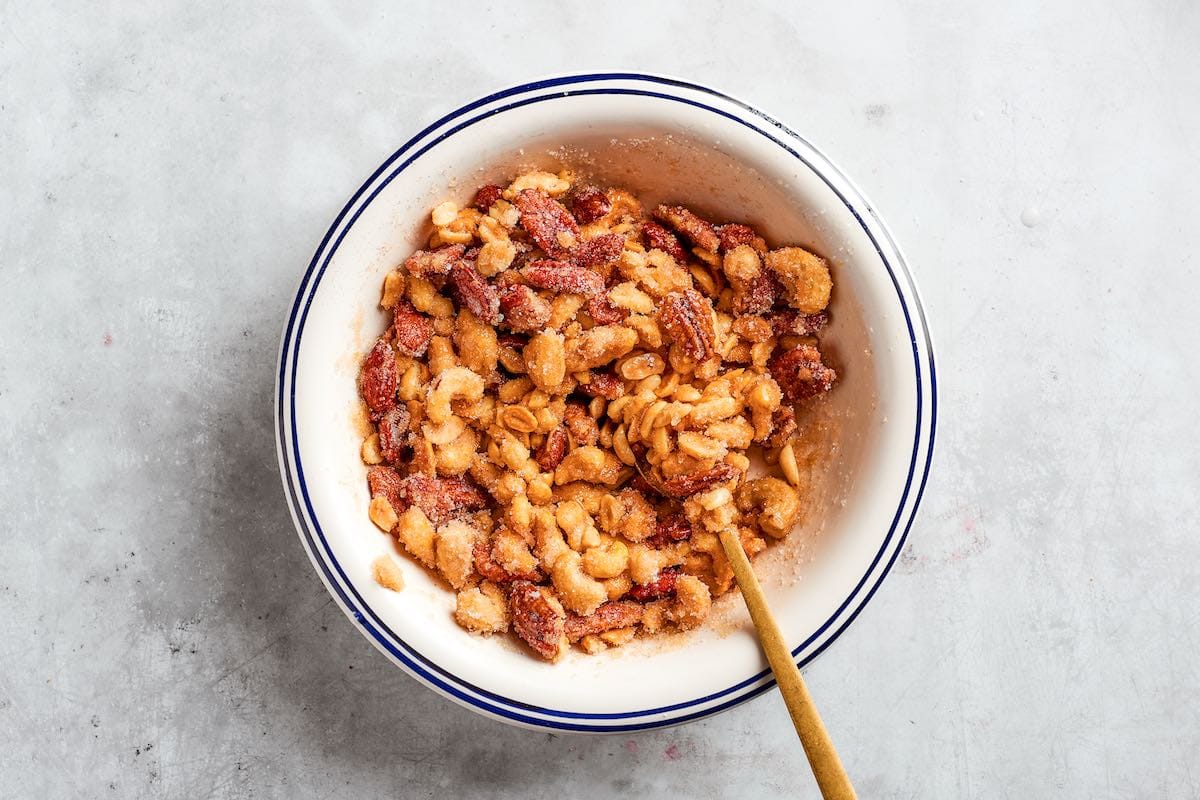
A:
357,169,839,661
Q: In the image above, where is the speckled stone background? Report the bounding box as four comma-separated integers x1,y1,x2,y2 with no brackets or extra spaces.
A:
3,2,1198,798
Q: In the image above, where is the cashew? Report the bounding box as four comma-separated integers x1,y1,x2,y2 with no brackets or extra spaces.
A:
423,416,466,445
533,509,571,572
553,445,622,486
427,335,458,376
555,500,601,551
398,362,426,401
582,536,629,579
735,476,802,539
628,543,666,586
564,325,639,371
764,247,832,313
603,572,633,601
426,367,485,424
550,550,608,616
407,275,453,318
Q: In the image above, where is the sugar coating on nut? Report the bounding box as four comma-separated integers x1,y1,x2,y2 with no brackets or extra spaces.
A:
764,247,832,314
357,169,841,661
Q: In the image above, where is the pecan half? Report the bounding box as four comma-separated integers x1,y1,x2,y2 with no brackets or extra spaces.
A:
658,289,716,361
472,541,509,584
653,205,720,252
628,567,680,601
391,299,433,357
568,185,612,224
404,244,465,279
499,284,552,332
509,581,566,662
769,310,829,337
396,474,489,526
366,465,406,512
716,223,758,251
360,338,397,417
735,271,776,315
642,221,688,264
577,370,625,400
514,188,579,258
769,344,837,401
377,405,412,464
472,184,504,212
660,462,740,498
571,233,625,269
535,426,568,471
563,403,599,447
449,260,501,325
586,292,629,325
762,406,797,449
521,259,605,296
646,511,693,548
564,601,644,642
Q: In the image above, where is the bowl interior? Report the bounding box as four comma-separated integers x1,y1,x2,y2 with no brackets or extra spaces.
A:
289,94,918,717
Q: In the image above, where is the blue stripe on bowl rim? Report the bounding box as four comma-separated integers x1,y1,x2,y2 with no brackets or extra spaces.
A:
276,72,937,732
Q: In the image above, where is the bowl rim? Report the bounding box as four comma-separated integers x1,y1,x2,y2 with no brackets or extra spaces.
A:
275,71,938,732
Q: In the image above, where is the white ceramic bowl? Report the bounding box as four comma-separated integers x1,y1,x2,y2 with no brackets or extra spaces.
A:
276,73,936,733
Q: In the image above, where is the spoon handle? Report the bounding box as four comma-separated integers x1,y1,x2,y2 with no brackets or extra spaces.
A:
718,530,857,800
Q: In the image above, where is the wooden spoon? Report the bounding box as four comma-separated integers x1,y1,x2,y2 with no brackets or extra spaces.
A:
718,529,857,800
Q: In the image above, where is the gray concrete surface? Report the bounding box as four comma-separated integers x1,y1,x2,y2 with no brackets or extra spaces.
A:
2,1,1198,797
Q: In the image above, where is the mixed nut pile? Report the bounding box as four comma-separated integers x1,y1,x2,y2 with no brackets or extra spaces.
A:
358,169,837,661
